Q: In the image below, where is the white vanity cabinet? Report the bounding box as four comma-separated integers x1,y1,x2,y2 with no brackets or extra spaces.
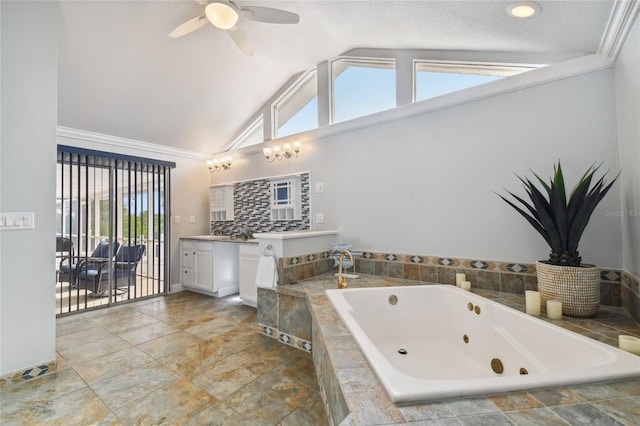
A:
239,243,260,307
180,239,239,297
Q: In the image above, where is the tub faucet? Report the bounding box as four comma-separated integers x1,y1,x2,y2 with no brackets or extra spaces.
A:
337,250,354,289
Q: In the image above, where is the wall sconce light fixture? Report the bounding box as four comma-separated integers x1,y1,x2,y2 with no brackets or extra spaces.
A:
207,156,232,172
263,141,301,163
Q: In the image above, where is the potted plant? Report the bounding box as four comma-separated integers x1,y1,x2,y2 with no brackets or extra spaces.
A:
497,162,619,317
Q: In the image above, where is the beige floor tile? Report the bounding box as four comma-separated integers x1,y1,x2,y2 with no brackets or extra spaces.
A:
1,387,119,426
136,330,203,359
56,325,114,351
183,401,257,425
101,312,159,334
90,362,180,410
184,316,238,339
224,371,316,424
0,368,88,415
112,378,217,424
117,320,179,345
72,346,155,385
57,334,132,365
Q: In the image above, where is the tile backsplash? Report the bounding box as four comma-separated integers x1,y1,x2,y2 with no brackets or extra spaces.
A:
210,173,310,236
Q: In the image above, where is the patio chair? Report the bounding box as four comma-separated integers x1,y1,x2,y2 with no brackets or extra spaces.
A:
58,240,119,286
56,237,74,283
76,243,146,296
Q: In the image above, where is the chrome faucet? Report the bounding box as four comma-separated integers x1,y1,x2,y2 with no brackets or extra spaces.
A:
337,249,354,289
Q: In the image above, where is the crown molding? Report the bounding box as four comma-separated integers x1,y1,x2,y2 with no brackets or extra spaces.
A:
598,0,640,60
56,126,207,161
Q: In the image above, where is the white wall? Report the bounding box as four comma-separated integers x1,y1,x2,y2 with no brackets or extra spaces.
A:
56,132,211,288
213,66,622,269
1,1,58,375
615,15,640,278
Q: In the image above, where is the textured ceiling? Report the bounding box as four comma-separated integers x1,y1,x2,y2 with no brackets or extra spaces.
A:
57,0,615,154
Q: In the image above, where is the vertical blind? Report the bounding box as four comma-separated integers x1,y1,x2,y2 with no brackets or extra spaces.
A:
56,145,175,315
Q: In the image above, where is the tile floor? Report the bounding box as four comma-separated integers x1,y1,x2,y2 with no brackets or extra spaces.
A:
1,291,327,425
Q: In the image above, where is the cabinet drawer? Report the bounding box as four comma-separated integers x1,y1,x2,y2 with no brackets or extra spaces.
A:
195,241,213,253
182,250,194,268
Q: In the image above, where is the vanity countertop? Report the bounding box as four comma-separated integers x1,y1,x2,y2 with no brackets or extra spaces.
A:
182,235,259,244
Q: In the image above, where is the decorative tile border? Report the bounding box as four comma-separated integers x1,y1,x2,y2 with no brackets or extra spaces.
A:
257,323,312,353
352,251,624,307
280,250,334,285
0,360,57,389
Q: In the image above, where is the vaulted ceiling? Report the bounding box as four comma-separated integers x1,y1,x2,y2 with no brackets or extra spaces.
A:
57,0,616,155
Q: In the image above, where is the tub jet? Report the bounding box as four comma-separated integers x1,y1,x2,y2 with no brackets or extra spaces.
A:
398,348,408,355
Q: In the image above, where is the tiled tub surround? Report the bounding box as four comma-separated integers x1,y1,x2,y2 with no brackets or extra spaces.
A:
278,250,626,307
622,270,640,324
258,286,313,353
353,251,626,307
267,274,640,425
210,172,310,235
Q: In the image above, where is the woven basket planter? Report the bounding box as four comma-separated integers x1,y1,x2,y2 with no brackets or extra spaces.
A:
536,261,600,317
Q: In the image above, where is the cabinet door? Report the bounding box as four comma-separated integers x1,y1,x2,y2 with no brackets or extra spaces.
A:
194,249,214,292
182,267,194,287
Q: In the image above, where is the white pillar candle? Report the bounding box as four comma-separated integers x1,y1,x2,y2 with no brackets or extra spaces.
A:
460,280,471,291
547,300,563,320
456,273,466,287
525,290,541,316
619,335,640,355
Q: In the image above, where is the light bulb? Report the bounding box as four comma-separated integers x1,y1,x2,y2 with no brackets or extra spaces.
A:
205,2,239,30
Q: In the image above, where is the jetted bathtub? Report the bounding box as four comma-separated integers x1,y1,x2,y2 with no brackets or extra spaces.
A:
325,285,640,403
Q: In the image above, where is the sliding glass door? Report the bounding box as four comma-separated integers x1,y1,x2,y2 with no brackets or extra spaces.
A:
56,146,174,315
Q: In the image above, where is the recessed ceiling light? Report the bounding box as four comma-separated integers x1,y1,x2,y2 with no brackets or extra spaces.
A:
506,2,542,18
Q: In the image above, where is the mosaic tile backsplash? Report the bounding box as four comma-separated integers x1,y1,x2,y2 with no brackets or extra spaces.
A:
210,173,310,236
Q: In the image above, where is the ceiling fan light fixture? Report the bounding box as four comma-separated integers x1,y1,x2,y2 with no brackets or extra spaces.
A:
506,2,541,18
205,1,239,29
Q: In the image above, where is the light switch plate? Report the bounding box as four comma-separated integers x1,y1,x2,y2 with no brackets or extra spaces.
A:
174,215,181,224
0,212,35,231
189,215,196,224
315,183,324,193
316,213,325,224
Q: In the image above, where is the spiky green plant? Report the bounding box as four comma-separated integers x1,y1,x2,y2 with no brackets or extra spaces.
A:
497,162,619,267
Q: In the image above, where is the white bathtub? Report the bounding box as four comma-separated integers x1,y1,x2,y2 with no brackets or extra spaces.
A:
325,285,640,403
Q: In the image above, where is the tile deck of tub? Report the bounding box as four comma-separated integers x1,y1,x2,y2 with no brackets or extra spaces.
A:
275,273,640,425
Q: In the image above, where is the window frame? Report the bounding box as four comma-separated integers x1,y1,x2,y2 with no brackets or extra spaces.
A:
269,176,301,221
272,68,318,139
330,56,397,124
227,115,264,151
413,60,535,103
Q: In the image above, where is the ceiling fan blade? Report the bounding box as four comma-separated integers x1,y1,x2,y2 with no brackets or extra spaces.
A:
239,6,299,24
228,26,254,56
168,15,208,38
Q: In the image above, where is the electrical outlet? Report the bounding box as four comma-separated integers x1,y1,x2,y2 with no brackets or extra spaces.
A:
315,183,324,193
189,215,196,224
174,215,181,224
316,213,325,224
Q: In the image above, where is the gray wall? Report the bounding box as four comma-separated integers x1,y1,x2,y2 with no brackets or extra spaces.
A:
615,16,640,278
212,66,622,269
1,1,58,375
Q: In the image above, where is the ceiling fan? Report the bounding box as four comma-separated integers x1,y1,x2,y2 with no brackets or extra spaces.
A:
168,0,300,56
